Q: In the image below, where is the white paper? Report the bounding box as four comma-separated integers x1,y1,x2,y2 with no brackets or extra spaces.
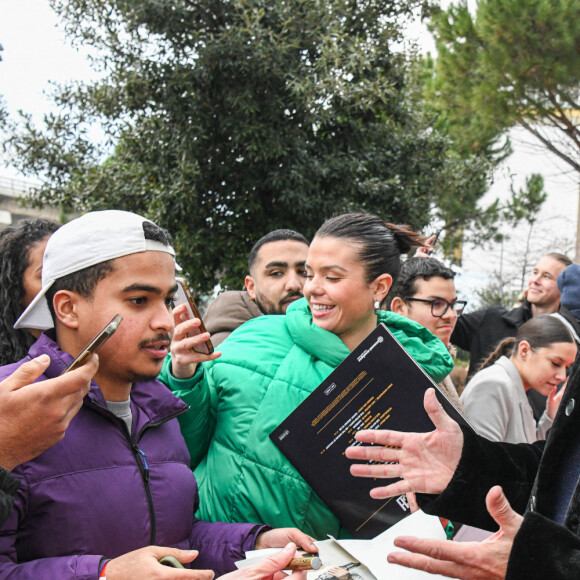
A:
334,511,450,580
311,539,375,580
236,511,453,580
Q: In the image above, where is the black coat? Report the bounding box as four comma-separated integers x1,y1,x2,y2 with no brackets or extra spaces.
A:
451,300,580,379
418,360,580,579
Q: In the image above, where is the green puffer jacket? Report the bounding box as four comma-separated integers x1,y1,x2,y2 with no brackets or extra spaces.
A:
160,298,453,539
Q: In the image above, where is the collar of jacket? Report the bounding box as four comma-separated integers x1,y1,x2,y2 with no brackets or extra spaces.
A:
502,301,580,336
285,298,453,382
502,301,532,326
28,332,188,426
495,355,526,393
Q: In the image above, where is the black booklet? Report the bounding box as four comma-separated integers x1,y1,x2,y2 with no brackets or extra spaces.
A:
270,323,473,539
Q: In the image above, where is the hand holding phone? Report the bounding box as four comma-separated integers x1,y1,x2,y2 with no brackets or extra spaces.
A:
415,233,439,258
60,314,122,375
175,277,214,355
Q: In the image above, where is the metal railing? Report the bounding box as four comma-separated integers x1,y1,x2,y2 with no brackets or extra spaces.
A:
0,176,41,198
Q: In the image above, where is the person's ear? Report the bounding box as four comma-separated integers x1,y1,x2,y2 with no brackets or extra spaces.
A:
372,273,393,305
52,290,81,329
518,340,531,360
245,275,256,301
390,296,408,316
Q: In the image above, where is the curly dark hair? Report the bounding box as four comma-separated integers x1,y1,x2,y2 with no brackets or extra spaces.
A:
0,218,59,366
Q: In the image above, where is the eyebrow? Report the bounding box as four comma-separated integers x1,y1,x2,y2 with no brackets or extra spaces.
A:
305,264,348,272
264,261,289,269
423,295,458,301
122,283,179,295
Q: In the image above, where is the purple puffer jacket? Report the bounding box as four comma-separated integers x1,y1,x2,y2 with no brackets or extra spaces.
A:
0,333,267,579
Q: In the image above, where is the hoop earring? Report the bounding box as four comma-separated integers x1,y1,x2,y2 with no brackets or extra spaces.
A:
374,300,381,314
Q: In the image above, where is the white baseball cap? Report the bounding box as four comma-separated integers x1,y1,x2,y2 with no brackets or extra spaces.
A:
15,210,176,331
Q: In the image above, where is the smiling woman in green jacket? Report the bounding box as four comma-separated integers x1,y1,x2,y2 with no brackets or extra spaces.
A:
160,213,453,539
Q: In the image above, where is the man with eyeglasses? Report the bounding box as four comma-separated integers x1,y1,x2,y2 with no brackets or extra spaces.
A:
389,257,466,412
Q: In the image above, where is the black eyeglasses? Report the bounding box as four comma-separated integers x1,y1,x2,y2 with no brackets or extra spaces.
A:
404,297,467,317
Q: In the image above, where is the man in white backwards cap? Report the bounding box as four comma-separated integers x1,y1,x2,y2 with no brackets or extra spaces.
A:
0,210,315,580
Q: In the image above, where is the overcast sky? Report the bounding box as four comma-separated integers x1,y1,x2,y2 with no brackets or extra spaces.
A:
1,0,95,120
0,0,98,180
1,0,577,293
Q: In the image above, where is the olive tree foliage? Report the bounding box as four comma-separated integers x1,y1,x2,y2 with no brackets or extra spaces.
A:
4,0,490,291
425,0,580,172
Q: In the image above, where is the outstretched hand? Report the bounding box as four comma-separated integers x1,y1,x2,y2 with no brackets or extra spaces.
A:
0,353,98,471
345,388,463,498
387,486,522,579
170,304,221,379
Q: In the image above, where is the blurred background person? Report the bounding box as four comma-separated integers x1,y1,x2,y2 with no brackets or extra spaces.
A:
451,252,577,381
0,219,59,366
558,263,580,325
461,314,577,443
204,229,309,346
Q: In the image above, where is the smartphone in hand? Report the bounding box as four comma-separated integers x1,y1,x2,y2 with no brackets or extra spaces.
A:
175,277,214,355
60,314,122,375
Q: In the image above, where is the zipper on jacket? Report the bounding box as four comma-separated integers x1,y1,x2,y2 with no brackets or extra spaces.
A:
131,410,188,545
89,399,187,546
88,400,158,544
135,446,150,482
132,442,156,544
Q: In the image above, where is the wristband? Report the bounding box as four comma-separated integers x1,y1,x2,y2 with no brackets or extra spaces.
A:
99,561,109,578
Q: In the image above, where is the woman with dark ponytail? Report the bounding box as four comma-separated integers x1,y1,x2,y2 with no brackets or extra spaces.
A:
460,314,577,443
162,213,453,539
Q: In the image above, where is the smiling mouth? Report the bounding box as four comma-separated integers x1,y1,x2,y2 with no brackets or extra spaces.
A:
311,304,335,312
